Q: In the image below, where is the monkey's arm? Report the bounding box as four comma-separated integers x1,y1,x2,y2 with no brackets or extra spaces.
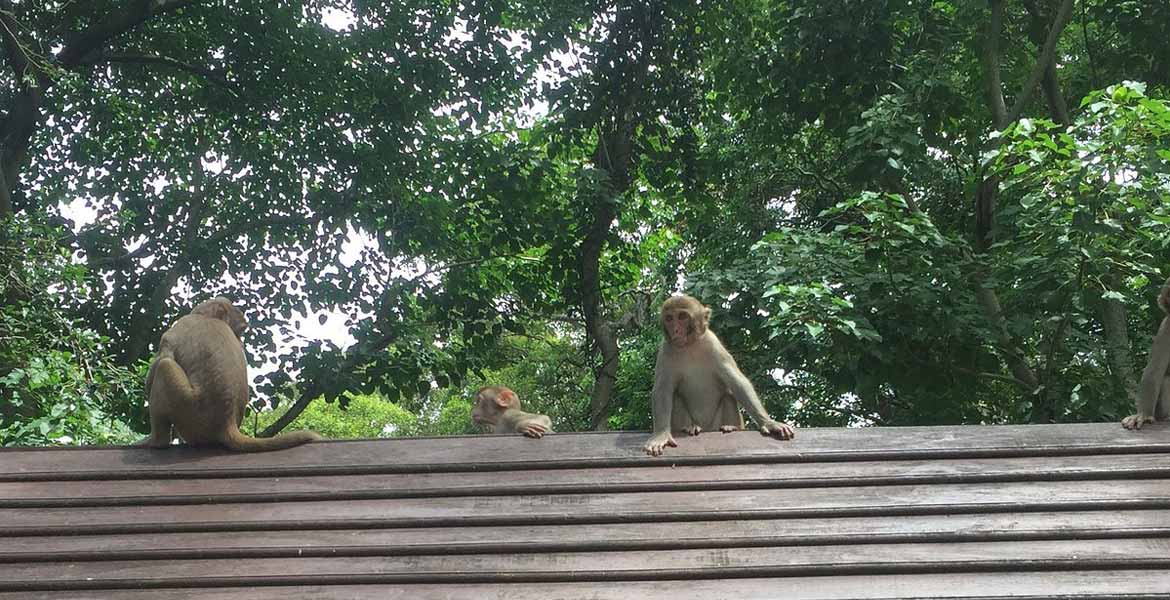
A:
516,414,551,439
715,351,795,440
144,358,159,398
135,358,162,446
501,410,552,438
643,349,679,456
1125,316,1170,430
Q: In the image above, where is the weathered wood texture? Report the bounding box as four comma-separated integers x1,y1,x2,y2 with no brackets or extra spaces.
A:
1,423,1168,598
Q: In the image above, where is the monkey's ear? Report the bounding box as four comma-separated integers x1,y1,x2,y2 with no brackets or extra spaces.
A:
496,389,516,408
698,306,712,332
224,303,248,338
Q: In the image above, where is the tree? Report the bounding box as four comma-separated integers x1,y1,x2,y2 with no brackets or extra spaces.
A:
3,0,1169,443
1,216,142,445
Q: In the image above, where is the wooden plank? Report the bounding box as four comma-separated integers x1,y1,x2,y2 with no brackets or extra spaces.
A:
3,539,1169,591
5,453,1170,508
3,480,1168,536
3,511,1169,563
4,571,1170,600
2,424,1168,481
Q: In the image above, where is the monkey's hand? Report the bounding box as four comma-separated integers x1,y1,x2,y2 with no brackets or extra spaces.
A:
683,424,702,436
519,422,548,439
760,420,795,440
643,431,678,456
1122,414,1155,430
719,425,739,433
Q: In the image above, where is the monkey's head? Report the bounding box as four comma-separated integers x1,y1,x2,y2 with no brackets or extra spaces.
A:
191,297,248,340
660,295,710,348
471,386,519,426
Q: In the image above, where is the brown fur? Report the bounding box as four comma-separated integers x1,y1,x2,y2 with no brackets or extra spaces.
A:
141,297,322,451
472,385,552,438
645,295,794,456
1123,277,1170,430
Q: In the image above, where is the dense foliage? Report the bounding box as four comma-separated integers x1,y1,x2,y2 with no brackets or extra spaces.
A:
1,0,1168,445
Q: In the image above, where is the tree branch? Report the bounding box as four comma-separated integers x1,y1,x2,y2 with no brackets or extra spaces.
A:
58,0,204,67
951,365,1034,389
259,332,395,438
91,244,152,268
1020,0,1072,125
0,157,11,219
980,0,1009,128
1006,0,1075,124
97,52,235,93
0,1,31,79
1,0,205,216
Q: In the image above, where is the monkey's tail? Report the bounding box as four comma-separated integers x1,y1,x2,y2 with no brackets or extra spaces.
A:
223,425,323,453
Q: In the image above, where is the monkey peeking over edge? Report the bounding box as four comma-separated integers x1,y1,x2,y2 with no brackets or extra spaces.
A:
472,386,553,438
140,297,322,452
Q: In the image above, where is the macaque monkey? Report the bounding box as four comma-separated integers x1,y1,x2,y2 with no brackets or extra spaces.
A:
471,386,552,438
1123,278,1170,430
644,295,795,456
141,297,322,451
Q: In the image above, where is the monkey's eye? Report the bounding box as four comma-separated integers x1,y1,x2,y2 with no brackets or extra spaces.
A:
678,313,690,321
664,315,673,322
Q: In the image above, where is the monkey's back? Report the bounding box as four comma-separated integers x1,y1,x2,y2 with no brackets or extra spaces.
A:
157,314,249,442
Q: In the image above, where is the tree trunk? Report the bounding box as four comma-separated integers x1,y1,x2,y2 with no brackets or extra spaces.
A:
972,26,1041,400
581,194,620,430
1100,291,1139,405
973,284,1041,392
576,3,657,430
0,167,12,222
967,0,1075,407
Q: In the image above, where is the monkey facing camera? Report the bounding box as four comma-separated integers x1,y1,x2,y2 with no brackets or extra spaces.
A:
644,295,795,456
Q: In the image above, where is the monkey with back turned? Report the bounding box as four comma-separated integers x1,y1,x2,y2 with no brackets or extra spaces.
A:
141,297,322,451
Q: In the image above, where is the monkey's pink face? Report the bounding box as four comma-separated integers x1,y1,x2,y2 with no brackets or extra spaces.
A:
471,395,496,426
663,309,696,347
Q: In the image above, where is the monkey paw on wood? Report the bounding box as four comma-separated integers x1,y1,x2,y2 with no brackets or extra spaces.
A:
1121,414,1155,430
759,420,796,440
518,421,549,439
642,431,678,456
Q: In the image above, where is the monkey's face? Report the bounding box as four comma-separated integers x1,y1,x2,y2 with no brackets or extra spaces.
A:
472,387,516,427
662,308,695,347
661,297,709,348
471,392,497,426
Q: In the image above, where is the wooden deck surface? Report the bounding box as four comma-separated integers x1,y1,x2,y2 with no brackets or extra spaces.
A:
2,423,1169,598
